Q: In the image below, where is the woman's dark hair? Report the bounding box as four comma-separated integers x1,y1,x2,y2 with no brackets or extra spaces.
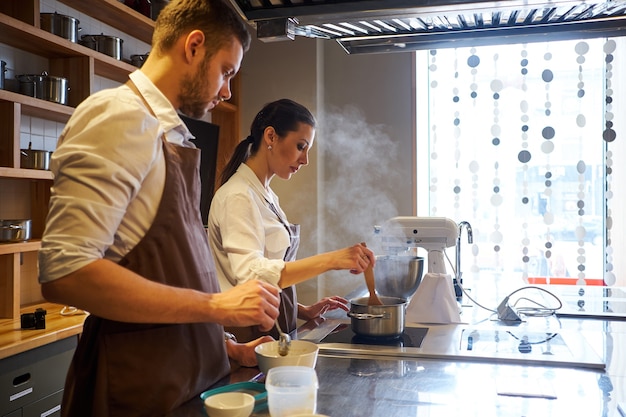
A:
220,99,316,185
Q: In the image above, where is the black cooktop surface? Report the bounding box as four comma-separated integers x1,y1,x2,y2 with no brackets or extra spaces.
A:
319,326,428,348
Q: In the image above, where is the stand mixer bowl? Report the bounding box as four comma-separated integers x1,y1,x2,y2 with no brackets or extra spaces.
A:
373,255,424,300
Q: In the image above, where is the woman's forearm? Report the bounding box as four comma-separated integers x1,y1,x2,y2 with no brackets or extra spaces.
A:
279,244,374,288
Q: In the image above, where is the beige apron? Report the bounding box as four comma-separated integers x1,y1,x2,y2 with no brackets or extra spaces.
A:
60,85,228,416
227,200,300,343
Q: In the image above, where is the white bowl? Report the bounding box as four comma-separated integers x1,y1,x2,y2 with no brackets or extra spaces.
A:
203,392,255,417
255,340,319,375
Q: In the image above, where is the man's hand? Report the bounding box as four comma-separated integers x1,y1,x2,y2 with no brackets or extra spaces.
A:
209,280,280,331
226,335,274,367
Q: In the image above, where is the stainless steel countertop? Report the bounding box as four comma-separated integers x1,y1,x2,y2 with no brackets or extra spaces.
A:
168,283,626,416
168,316,625,417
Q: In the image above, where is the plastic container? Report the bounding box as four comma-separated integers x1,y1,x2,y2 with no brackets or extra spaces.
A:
265,366,318,417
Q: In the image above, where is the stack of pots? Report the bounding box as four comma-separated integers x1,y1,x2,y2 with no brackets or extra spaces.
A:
16,72,70,106
40,12,81,43
79,34,124,61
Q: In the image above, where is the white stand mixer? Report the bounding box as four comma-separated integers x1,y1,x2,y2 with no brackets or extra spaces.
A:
379,216,462,324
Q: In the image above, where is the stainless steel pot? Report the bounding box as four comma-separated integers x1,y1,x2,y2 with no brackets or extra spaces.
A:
40,12,81,43
0,60,6,90
17,73,45,98
0,219,32,243
130,53,149,68
17,73,69,105
80,34,124,60
42,74,70,105
21,148,51,170
348,296,407,338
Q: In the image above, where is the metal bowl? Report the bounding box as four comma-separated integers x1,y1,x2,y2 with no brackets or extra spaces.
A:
373,255,424,300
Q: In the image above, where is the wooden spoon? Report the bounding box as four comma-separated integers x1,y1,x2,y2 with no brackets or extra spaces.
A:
361,242,383,306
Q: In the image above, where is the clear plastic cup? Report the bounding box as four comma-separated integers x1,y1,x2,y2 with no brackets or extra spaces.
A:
265,366,319,417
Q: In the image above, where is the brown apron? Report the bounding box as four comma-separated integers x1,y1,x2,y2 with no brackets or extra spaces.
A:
227,200,300,343
60,94,228,415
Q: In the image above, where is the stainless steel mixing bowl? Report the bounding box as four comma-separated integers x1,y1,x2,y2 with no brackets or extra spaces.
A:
373,255,424,300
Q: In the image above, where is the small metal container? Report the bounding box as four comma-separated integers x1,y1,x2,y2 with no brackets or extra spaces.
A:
348,296,407,338
0,219,32,243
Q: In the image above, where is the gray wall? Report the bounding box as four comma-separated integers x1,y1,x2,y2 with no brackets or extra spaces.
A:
240,36,415,304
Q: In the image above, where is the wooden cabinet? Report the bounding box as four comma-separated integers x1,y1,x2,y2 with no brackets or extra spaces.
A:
0,0,240,356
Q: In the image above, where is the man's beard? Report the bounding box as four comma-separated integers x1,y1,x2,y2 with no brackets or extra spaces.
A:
178,60,212,119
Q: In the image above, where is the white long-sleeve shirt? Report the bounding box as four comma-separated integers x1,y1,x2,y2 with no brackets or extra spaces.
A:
208,163,289,291
39,70,194,283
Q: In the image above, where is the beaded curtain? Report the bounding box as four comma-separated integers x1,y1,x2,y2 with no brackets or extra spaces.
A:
424,37,622,288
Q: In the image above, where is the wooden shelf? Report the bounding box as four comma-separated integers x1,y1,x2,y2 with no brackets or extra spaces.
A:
0,302,87,359
0,13,139,85
0,167,54,180
0,239,41,255
0,89,73,123
59,0,155,44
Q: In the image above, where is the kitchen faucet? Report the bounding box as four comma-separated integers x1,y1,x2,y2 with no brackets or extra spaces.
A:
455,221,473,300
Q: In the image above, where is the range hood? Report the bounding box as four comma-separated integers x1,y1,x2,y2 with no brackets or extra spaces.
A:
227,0,626,53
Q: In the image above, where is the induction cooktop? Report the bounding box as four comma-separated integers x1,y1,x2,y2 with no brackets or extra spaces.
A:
319,326,428,348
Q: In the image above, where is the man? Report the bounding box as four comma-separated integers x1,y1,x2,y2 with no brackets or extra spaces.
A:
38,0,280,415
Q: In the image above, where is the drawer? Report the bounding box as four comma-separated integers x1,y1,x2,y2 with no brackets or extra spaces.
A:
22,390,62,417
0,337,76,416
3,408,22,417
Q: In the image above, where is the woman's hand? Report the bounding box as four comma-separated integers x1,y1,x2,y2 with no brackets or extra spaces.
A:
332,243,375,274
298,296,349,321
226,335,274,367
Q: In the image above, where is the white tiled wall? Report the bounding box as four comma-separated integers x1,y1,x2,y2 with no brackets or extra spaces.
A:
2,0,152,152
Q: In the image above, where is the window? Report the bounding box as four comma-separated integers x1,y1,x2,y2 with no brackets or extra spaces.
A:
416,37,625,288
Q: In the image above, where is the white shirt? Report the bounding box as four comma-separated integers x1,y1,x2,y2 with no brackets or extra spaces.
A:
39,70,194,283
208,163,288,291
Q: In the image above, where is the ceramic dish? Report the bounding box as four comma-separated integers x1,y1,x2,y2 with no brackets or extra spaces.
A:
200,382,267,414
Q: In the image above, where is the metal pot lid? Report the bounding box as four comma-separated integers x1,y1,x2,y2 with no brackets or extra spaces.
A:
16,73,46,81
81,34,123,42
43,74,68,81
41,12,80,23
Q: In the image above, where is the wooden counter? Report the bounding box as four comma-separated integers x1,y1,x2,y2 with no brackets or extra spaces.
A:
0,302,87,360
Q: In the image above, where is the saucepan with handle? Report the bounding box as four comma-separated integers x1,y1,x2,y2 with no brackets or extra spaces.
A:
347,295,407,338
21,142,51,170
0,219,32,243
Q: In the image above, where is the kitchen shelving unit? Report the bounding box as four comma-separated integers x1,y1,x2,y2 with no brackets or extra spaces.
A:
0,0,240,357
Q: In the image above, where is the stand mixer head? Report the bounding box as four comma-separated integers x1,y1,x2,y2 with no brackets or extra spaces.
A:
377,216,459,274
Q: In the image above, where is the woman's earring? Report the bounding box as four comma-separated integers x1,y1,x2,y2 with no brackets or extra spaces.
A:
268,145,272,150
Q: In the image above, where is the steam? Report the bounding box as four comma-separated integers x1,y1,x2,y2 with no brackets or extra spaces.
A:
317,105,404,255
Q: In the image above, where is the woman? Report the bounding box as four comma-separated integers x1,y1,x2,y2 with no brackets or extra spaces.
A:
208,98,375,342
